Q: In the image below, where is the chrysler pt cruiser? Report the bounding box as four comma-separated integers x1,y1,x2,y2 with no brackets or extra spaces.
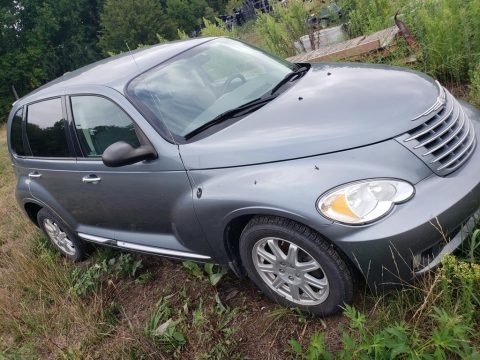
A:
7,38,480,315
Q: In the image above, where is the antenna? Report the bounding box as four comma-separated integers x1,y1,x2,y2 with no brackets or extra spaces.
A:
125,41,141,71
11,85,19,100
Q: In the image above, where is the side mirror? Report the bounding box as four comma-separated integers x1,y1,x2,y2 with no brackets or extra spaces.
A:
102,141,157,167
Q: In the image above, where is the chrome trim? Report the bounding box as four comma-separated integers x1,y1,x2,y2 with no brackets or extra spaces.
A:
28,172,42,178
437,126,476,170
421,108,465,154
78,232,114,244
431,121,472,163
82,175,101,184
411,81,446,121
405,93,454,142
399,87,476,176
116,241,211,259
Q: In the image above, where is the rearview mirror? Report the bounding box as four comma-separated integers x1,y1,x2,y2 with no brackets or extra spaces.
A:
102,141,157,167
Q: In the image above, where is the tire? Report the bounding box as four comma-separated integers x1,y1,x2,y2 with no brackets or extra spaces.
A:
239,216,354,316
37,208,88,262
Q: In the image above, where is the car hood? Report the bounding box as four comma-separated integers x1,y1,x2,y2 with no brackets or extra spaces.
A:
180,62,440,169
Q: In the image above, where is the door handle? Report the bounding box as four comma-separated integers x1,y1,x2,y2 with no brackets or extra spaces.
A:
82,175,101,184
28,171,42,178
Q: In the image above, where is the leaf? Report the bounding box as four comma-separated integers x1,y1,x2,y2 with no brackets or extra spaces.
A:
215,293,227,313
182,261,203,279
209,267,227,286
288,339,303,355
155,318,173,336
204,263,214,275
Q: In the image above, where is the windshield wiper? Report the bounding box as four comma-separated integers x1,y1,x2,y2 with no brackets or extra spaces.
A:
184,95,277,140
269,65,309,95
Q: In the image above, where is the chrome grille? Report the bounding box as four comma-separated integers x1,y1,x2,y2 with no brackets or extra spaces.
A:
396,86,476,176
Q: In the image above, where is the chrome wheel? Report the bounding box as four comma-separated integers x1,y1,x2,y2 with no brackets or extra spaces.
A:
43,218,76,256
252,237,329,305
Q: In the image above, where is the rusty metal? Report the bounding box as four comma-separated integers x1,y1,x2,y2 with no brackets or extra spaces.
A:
394,11,420,52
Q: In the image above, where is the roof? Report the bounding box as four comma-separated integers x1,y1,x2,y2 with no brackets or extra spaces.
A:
16,37,214,106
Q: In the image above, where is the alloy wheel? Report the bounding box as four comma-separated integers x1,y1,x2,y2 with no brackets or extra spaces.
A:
43,218,76,256
252,237,329,305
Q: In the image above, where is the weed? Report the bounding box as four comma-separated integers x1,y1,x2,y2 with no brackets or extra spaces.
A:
204,263,228,286
69,252,144,297
136,270,153,284
201,17,231,37
182,261,228,286
254,0,308,57
109,253,143,278
182,260,204,279
144,298,186,354
103,301,122,327
469,63,480,108
70,264,105,297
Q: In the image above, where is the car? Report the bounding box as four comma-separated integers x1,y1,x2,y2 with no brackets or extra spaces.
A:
6,37,480,316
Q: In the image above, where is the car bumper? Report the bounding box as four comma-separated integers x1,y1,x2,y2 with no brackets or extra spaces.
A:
328,104,480,289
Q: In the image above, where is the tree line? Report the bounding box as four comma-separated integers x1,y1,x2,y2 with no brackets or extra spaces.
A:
0,0,237,121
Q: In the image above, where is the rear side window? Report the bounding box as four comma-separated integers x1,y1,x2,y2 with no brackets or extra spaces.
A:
10,108,25,156
71,96,140,157
26,98,70,157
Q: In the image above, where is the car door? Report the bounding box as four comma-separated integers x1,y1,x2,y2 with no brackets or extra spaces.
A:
27,88,210,259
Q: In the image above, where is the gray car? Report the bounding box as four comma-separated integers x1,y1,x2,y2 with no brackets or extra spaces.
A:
6,38,480,316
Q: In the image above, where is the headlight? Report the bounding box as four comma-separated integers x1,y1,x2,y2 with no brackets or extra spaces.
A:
317,179,414,225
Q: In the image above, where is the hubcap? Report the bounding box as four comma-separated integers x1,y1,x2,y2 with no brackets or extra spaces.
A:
252,237,329,305
43,219,76,256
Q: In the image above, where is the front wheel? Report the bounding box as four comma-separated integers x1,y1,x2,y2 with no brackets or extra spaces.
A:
239,216,354,316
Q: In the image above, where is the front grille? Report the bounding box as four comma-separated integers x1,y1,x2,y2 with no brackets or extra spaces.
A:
396,84,476,176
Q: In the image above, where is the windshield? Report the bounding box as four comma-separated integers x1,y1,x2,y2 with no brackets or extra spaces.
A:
128,38,295,139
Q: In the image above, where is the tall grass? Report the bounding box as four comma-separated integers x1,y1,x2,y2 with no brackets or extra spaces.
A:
254,0,308,57
0,127,104,357
341,0,480,82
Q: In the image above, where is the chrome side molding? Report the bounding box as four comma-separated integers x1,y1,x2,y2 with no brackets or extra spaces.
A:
78,233,211,260
78,232,115,244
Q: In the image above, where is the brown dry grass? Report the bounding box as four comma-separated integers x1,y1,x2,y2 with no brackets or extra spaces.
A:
0,126,103,358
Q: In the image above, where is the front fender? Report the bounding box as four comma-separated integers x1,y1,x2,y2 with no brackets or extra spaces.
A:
187,140,432,264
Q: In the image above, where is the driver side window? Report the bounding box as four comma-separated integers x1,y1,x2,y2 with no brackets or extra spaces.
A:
71,96,140,157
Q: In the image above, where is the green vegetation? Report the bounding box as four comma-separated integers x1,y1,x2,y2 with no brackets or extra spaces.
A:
70,252,144,297
341,0,480,83
182,260,228,286
290,254,480,358
98,0,177,55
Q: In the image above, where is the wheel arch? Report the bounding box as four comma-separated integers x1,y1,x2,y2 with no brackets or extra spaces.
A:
24,202,43,227
223,212,359,280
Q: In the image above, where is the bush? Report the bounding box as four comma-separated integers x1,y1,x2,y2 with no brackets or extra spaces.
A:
254,0,308,57
469,63,480,108
201,18,232,37
289,254,480,358
341,0,480,82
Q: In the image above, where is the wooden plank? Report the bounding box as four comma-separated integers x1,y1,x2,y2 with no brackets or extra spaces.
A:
309,39,381,62
288,26,399,63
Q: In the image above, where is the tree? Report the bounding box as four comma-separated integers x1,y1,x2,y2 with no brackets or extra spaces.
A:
98,0,176,55
166,0,210,34
0,0,102,122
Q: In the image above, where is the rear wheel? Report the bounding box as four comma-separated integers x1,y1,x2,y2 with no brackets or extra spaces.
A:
37,208,88,262
239,216,353,316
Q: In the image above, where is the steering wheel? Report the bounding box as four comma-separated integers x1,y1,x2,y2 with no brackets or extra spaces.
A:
221,73,246,95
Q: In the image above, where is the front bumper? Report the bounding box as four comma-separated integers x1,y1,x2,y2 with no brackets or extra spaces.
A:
328,104,480,289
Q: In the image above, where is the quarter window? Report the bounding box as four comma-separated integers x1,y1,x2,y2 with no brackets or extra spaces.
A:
71,96,140,157
26,98,70,158
10,108,25,156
